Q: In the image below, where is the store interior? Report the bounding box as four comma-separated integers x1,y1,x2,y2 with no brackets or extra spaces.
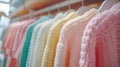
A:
0,0,120,67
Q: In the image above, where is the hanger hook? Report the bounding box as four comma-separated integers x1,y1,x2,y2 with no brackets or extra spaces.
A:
67,0,71,9
48,10,51,15
82,0,84,6
58,7,61,13
29,9,34,18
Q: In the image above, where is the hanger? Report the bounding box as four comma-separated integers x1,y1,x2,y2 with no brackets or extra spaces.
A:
47,10,54,18
76,0,91,15
64,0,76,16
98,0,119,12
29,9,35,19
56,7,63,15
48,10,52,15
48,10,51,16
57,7,63,14
58,8,61,13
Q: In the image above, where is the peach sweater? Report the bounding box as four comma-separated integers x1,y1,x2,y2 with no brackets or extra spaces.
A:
54,9,97,67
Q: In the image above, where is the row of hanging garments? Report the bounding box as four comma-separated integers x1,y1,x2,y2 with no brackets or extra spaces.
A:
1,1,120,67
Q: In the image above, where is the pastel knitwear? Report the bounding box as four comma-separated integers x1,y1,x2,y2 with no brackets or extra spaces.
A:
2,26,10,52
11,20,35,67
12,19,36,67
14,19,38,61
32,13,64,67
2,24,14,56
20,16,52,67
32,20,52,67
7,26,21,67
2,22,23,56
3,22,26,67
80,3,120,67
10,21,29,54
12,20,30,57
54,8,97,67
13,19,36,59
2,23,18,55
2,30,9,67
41,12,78,67
2,23,19,67
12,22,26,57
26,22,44,67
7,23,23,67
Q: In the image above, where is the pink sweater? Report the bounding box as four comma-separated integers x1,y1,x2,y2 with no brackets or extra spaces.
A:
54,9,97,67
80,3,120,67
2,19,36,67
2,22,22,56
12,19,35,59
2,24,12,56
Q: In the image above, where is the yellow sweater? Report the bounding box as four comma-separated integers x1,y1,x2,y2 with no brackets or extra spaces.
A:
41,12,78,67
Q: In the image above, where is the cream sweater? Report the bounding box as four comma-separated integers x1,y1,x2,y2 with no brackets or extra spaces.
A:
41,12,78,67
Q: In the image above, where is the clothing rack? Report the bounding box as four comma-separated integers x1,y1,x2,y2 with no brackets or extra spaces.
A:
11,0,81,22
11,0,103,22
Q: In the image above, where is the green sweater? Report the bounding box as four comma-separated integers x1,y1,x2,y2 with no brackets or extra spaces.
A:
20,16,52,67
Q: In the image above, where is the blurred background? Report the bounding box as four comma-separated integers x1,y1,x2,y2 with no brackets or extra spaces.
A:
0,0,10,66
